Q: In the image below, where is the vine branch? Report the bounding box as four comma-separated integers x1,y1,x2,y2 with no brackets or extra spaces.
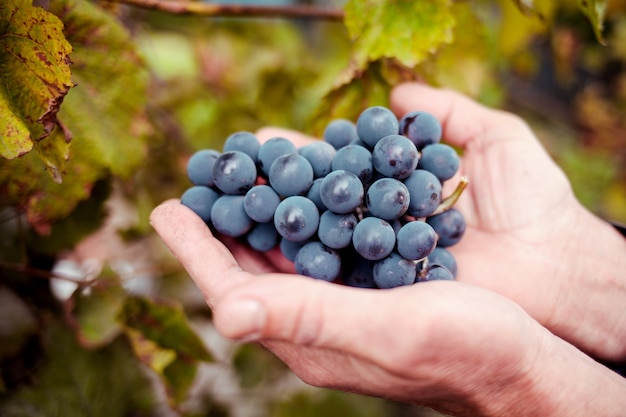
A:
108,0,345,20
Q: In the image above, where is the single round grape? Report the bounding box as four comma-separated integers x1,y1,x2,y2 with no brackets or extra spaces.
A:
356,106,400,148
398,111,442,150
180,185,220,223
305,177,327,213
246,222,279,252
403,169,442,218
366,178,410,221
268,154,314,197
274,196,320,242
396,221,437,261
426,208,466,247
426,247,458,277
372,134,419,180
342,256,376,288
211,195,254,237
352,217,396,261
212,151,257,195
280,238,306,262
318,211,358,249
320,170,364,214
187,149,220,187
295,242,341,281
418,143,460,182
421,263,454,281
388,218,403,236
257,137,297,176
323,119,359,150
298,141,336,178
373,252,417,289
223,131,260,162
331,144,374,184
244,185,281,223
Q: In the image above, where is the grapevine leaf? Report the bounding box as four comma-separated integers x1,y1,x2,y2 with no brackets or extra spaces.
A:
0,0,150,235
312,61,391,135
48,0,152,178
576,0,607,44
0,0,74,174
125,328,177,374
120,295,212,405
162,356,200,405
120,295,213,362
67,270,126,349
125,328,198,405
0,321,156,416
343,0,455,69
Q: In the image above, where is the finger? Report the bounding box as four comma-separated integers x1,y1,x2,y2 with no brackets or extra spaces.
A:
212,275,448,368
212,276,532,381
390,82,529,149
255,126,318,148
150,199,248,306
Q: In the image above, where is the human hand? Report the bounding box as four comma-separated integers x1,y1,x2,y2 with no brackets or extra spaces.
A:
390,83,626,361
150,198,626,417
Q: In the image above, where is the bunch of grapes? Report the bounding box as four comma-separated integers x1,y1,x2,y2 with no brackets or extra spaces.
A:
180,106,468,289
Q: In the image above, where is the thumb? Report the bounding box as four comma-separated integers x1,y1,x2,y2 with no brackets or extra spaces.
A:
212,275,442,362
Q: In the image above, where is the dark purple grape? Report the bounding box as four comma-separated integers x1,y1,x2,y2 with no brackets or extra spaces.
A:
356,106,399,148
324,119,359,150
295,242,341,281
373,252,417,289
187,149,220,187
418,143,460,182
426,208,466,247
372,134,419,180
212,151,257,195
399,111,442,150
403,170,442,218
396,221,437,261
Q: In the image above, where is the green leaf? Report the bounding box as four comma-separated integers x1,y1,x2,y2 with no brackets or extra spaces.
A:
576,0,607,44
120,295,213,362
48,0,151,178
162,355,199,405
125,328,177,373
120,295,213,405
343,0,455,69
312,61,391,135
0,320,156,417
68,269,126,349
0,0,74,175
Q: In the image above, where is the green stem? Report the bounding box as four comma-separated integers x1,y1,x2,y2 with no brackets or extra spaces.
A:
431,175,469,216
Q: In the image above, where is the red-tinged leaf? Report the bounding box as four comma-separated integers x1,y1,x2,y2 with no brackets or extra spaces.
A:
120,295,213,362
0,0,74,176
0,0,150,235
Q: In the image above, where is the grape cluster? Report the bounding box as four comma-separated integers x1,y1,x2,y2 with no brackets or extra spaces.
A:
180,106,467,289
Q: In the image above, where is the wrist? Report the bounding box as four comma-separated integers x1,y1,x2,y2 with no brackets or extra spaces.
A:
548,202,626,360
472,325,626,417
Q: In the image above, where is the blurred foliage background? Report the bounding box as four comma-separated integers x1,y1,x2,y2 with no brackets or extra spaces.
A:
0,0,624,416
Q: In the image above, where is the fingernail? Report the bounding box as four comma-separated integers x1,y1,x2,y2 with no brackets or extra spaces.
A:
217,299,265,341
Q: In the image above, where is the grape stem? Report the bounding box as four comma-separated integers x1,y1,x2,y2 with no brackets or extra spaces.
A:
431,175,469,216
109,0,344,20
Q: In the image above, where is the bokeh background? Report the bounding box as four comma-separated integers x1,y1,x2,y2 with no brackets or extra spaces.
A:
1,0,624,416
